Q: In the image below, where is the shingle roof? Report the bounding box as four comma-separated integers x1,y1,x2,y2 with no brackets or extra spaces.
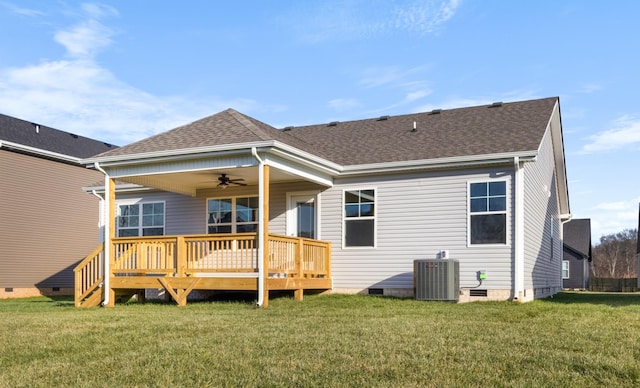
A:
285,97,558,165
96,109,321,159
563,219,592,259
0,113,116,159
94,97,559,166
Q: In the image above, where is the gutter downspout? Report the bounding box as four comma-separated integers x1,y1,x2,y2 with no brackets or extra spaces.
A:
94,162,111,307
252,147,265,307
513,157,524,301
91,190,105,244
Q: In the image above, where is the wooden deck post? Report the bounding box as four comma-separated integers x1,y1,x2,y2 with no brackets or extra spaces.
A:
106,177,116,307
261,164,270,307
294,237,304,301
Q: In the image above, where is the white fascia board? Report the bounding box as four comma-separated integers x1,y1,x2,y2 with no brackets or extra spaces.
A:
268,142,342,175
265,155,334,187
82,183,153,194
0,140,82,164
339,151,538,176
547,100,570,216
82,141,278,167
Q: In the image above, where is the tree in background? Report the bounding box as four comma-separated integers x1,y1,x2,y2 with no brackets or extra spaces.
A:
591,228,638,278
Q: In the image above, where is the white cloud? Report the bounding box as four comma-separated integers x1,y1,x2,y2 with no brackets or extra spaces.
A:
405,90,430,102
0,3,259,146
328,98,362,112
392,0,460,34
595,201,630,211
589,197,640,240
359,66,407,88
0,1,44,17
581,115,640,153
289,0,460,42
54,19,114,59
578,83,603,94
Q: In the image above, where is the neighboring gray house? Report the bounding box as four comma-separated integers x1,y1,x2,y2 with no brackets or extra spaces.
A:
79,97,570,306
562,219,592,289
0,114,115,298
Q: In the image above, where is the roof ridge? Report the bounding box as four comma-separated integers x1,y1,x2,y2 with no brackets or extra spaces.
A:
226,108,276,141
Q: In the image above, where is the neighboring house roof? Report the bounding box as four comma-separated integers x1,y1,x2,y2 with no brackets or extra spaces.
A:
94,97,559,166
637,203,640,254
0,113,116,160
563,218,592,260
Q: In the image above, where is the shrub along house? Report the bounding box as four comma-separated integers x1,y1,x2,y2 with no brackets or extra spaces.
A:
0,113,115,298
562,219,592,289
76,97,570,307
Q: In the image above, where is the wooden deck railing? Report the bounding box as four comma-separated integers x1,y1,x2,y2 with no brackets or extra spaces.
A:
73,243,105,307
75,233,331,306
268,234,330,278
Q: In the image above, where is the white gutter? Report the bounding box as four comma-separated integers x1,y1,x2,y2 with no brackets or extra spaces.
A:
0,140,82,164
252,147,265,307
83,141,277,165
93,162,111,307
341,151,538,176
513,156,525,301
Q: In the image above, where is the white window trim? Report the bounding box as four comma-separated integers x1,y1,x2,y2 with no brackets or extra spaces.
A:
342,188,377,249
562,260,570,279
206,195,259,234
467,179,510,247
286,191,321,239
116,200,166,237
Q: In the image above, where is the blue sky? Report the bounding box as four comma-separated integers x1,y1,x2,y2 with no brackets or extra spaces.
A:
1,1,638,241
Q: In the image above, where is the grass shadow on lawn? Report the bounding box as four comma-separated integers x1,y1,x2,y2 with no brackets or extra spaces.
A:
543,291,640,307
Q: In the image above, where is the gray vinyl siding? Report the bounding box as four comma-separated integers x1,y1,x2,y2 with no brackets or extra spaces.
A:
0,150,102,288
268,181,327,235
119,181,326,236
116,191,206,235
321,168,515,290
119,168,516,292
523,127,563,292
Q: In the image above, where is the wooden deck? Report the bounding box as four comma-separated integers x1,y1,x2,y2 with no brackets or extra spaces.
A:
74,233,331,307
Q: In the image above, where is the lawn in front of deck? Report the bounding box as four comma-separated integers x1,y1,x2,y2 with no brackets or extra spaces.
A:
1,292,639,387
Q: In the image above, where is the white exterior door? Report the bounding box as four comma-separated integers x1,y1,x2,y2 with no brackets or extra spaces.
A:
287,193,318,239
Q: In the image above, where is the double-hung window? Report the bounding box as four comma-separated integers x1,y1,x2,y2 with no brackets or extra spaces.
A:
207,196,258,233
469,181,507,245
344,189,375,247
562,261,570,279
117,202,165,237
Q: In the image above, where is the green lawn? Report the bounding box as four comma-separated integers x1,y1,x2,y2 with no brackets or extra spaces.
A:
1,292,639,387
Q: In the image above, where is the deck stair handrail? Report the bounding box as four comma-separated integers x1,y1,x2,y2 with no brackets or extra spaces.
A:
74,243,105,307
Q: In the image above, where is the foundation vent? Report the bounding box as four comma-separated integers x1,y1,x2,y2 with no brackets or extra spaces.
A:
469,289,488,297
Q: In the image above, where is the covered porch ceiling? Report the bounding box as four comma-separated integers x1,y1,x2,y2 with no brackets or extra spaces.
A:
120,165,310,195
95,146,337,196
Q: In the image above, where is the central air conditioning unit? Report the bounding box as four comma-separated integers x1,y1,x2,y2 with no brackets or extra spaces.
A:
414,259,460,302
